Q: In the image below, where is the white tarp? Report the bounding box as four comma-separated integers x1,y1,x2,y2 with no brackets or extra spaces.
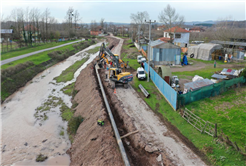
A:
188,43,223,61
192,75,204,82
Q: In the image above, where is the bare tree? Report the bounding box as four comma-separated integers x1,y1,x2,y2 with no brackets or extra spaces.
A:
65,7,74,39
74,10,81,36
100,18,105,29
158,4,184,42
44,8,50,42
130,11,149,38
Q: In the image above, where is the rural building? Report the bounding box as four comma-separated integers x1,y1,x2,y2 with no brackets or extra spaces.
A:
157,25,166,31
188,43,223,61
210,40,246,60
160,26,190,47
189,27,205,32
1,29,13,42
149,40,181,65
21,25,40,41
157,65,172,84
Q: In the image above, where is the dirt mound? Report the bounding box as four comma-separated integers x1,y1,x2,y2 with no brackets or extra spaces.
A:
99,69,169,166
106,37,120,50
67,62,123,166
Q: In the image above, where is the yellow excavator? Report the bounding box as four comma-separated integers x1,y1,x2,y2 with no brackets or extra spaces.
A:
97,43,133,89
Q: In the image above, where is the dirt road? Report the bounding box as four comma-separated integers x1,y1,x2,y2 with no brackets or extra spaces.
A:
111,36,207,165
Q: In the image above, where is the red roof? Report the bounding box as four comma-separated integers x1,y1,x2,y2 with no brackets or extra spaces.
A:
158,37,170,43
24,25,37,31
164,26,189,33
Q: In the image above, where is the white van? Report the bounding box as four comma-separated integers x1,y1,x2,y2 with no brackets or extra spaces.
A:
137,55,143,63
136,67,146,80
140,57,146,63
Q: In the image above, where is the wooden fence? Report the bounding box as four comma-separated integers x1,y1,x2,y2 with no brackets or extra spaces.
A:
182,108,216,137
182,108,246,155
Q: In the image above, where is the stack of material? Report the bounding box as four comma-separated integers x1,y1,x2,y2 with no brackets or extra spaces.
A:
183,79,214,93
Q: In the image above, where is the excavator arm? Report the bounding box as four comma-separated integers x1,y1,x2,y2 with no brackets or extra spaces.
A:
98,43,128,69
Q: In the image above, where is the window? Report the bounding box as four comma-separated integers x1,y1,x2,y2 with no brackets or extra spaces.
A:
175,33,181,38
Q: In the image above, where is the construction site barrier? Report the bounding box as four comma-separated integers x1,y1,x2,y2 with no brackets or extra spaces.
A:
95,65,130,166
138,84,150,98
144,62,177,110
178,76,246,106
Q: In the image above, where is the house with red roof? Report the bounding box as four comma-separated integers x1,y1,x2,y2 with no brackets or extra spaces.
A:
159,26,190,47
189,27,205,32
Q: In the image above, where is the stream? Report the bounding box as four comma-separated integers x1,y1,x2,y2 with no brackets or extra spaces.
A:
1,42,102,166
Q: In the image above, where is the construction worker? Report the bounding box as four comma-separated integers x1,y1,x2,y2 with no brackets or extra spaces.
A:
214,60,216,68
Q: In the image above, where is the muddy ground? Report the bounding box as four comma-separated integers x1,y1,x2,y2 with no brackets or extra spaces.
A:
67,63,124,166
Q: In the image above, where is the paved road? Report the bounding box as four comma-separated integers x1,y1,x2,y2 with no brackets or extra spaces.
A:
1,40,82,66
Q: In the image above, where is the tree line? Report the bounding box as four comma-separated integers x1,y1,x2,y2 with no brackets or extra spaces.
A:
1,7,90,49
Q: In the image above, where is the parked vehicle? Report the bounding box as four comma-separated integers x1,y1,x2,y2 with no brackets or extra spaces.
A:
136,67,146,80
137,55,143,63
140,57,146,63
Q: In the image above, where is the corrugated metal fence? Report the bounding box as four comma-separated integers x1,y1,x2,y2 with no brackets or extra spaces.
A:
144,62,177,110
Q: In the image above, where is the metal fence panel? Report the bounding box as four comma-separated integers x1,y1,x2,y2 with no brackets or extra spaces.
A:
144,62,177,110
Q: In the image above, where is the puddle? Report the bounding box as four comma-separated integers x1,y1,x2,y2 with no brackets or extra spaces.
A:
1,42,102,165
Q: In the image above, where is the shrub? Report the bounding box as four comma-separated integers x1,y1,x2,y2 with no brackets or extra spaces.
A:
67,116,83,135
36,154,48,162
241,67,246,78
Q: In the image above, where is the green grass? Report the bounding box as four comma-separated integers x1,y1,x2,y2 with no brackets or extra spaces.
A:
62,82,75,96
86,46,100,54
121,39,140,70
172,66,224,79
186,87,246,151
125,40,246,165
131,76,246,165
1,41,83,70
54,57,89,83
1,40,79,60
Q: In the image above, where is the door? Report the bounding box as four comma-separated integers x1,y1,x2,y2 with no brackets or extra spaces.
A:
164,76,170,85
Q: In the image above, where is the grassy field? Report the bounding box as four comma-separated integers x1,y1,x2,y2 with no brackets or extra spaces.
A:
85,46,100,54
125,40,246,165
121,39,140,70
186,87,246,150
172,66,224,79
1,40,79,60
54,57,89,83
1,41,83,70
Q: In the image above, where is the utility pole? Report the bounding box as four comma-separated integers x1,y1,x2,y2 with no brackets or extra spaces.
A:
137,24,140,50
145,19,156,82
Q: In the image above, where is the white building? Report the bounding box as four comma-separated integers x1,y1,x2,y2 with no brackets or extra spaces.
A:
160,26,190,47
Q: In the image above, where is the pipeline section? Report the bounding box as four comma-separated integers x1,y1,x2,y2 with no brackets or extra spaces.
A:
139,84,150,98
95,65,130,166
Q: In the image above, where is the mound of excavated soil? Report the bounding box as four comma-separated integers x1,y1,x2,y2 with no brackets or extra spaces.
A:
67,62,123,166
106,36,120,50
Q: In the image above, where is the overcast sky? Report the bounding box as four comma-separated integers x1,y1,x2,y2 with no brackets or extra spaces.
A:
1,0,245,23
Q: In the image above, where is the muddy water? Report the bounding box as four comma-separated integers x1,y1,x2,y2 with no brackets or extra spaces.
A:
1,42,102,166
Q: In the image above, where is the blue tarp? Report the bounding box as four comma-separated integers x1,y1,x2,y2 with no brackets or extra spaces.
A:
183,55,188,65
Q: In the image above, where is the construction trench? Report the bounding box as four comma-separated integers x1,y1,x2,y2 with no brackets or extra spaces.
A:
68,36,207,166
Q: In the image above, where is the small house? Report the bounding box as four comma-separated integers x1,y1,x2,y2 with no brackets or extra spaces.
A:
149,40,181,66
161,26,190,47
